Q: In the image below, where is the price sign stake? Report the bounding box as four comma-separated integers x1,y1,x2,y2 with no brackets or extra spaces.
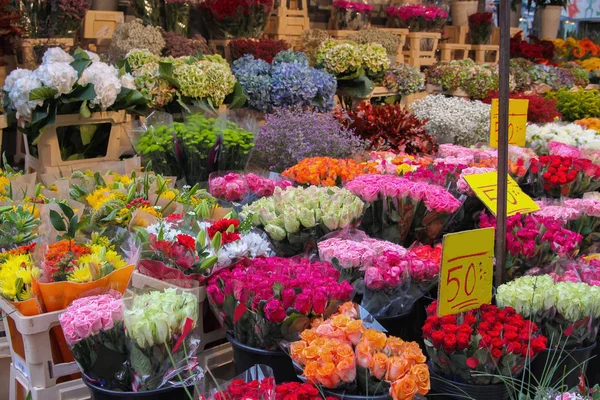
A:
489,98,528,148
437,228,494,317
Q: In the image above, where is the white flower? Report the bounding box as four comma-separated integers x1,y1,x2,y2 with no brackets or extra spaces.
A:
239,232,272,258
146,221,179,242
119,73,136,90
42,47,74,64
34,62,78,97
8,76,43,118
3,69,32,93
526,122,600,154
84,50,101,63
217,240,249,267
79,62,122,109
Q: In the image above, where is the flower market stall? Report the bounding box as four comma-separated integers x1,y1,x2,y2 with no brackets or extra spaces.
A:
0,1,599,400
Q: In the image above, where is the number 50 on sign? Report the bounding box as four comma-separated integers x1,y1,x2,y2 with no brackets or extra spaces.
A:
437,228,495,317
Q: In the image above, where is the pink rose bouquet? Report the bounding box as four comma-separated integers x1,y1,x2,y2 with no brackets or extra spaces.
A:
345,174,462,246
386,4,448,32
209,172,292,203
548,258,600,287
206,257,353,349
480,213,582,279
59,293,130,390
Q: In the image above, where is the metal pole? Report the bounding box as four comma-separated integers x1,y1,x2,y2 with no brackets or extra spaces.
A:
495,0,510,287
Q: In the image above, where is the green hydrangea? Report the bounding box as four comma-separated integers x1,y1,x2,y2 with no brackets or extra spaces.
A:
173,61,236,106
133,62,176,109
384,64,424,95
358,43,390,74
126,49,160,71
316,42,362,75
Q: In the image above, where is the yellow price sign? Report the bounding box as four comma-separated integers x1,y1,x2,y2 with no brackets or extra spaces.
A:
489,98,529,148
437,228,494,317
463,171,540,217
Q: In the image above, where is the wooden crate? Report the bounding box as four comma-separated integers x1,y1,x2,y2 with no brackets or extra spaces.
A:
470,44,500,64
0,115,6,160
443,25,469,44
264,0,310,46
83,10,124,54
400,91,428,107
491,27,523,45
402,32,441,68
439,43,471,62
209,40,233,64
22,111,127,174
19,38,75,70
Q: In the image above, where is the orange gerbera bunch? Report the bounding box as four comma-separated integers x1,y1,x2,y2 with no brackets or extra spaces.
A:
555,38,600,61
282,157,377,186
575,118,600,132
290,302,430,400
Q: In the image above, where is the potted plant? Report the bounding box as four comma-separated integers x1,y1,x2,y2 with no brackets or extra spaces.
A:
450,0,479,27
531,0,568,41
331,0,373,31
468,12,493,45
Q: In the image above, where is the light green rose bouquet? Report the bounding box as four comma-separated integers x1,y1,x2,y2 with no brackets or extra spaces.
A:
497,275,600,348
123,288,203,391
240,186,364,256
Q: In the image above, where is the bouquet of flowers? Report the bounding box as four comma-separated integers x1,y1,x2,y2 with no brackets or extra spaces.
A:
345,174,462,246
59,292,130,390
0,244,40,303
19,0,89,38
528,155,600,198
497,275,600,349
0,204,40,250
548,257,600,287
510,32,554,62
290,302,430,399
526,123,600,155
209,172,292,203
385,5,448,32
210,365,276,400
230,38,290,63
123,288,204,391
198,0,274,39
554,38,600,62
332,0,373,31
479,213,582,279
383,64,425,95
282,157,377,187
206,257,353,349
138,215,272,282
3,48,144,160
468,12,493,45
240,186,364,256
422,302,548,384
232,50,336,113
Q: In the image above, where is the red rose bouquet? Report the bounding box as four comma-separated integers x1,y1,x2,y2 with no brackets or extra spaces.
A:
198,0,274,39
230,38,290,63
468,12,493,45
422,302,547,384
528,155,600,198
206,257,353,349
510,32,555,63
212,365,275,400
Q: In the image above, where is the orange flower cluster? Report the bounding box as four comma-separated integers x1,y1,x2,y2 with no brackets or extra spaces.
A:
290,302,430,400
44,239,90,278
576,118,600,132
555,38,600,61
282,157,377,186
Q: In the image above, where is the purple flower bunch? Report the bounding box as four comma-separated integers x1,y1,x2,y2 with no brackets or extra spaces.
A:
254,108,365,172
333,0,373,13
386,4,448,32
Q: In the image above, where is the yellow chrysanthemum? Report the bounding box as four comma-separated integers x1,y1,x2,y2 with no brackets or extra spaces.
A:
0,254,38,301
0,176,9,195
159,190,177,201
139,205,162,218
105,250,127,270
86,187,127,210
68,265,94,283
90,235,112,249
112,174,134,186
0,279,18,300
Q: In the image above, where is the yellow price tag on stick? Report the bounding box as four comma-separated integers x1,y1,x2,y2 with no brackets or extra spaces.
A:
437,228,495,317
463,171,540,217
489,98,529,148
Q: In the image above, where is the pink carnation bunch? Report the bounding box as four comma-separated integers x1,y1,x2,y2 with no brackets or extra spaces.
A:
547,141,582,158
206,257,353,349
209,172,292,202
59,293,123,346
533,204,582,221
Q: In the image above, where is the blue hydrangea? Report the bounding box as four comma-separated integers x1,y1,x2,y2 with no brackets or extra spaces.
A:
232,50,337,113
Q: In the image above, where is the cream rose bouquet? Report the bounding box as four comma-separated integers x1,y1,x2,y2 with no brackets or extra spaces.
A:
123,288,204,391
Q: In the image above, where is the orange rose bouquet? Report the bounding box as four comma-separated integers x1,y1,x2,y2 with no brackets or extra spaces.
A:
290,302,430,399
282,157,378,187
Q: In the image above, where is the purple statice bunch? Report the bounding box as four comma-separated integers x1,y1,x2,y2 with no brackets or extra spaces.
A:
232,50,336,113
255,108,365,172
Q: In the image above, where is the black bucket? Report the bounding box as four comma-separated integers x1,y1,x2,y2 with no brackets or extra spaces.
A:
430,370,511,400
528,341,597,389
83,377,194,400
227,332,298,383
321,388,391,400
585,337,600,385
375,306,417,342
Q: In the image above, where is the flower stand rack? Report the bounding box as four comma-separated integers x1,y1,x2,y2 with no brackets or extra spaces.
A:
439,25,471,62
444,25,469,44
337,86,400,109
22,111,127,175
0,115,6,158
400,91,428,107
264,0,310,46
82,10,124,54
402,32,441,69
209,39,233,64
129,271,233,370
19,38,75,70
0,298,90,400
470,44,500,64
491,27,523,45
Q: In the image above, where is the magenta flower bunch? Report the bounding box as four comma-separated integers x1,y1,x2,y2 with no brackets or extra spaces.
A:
206,257,353,349
209,172,293,203
333,0,373,13
386,4,448,32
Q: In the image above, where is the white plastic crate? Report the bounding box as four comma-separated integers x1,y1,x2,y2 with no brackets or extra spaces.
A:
0,298,80,391
0,316,10,359
129,271,227,352
10,365,90,400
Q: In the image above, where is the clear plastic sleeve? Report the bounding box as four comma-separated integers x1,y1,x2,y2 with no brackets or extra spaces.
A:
204,364,275,400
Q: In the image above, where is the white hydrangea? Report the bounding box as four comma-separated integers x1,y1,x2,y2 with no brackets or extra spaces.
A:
119,73,136,90
8,75,43,118
526,122,600,154
3,69,32,93
42,47,74,64
34,62,78,97
84,50,101,63
410,94,491,146
78,62,122,109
